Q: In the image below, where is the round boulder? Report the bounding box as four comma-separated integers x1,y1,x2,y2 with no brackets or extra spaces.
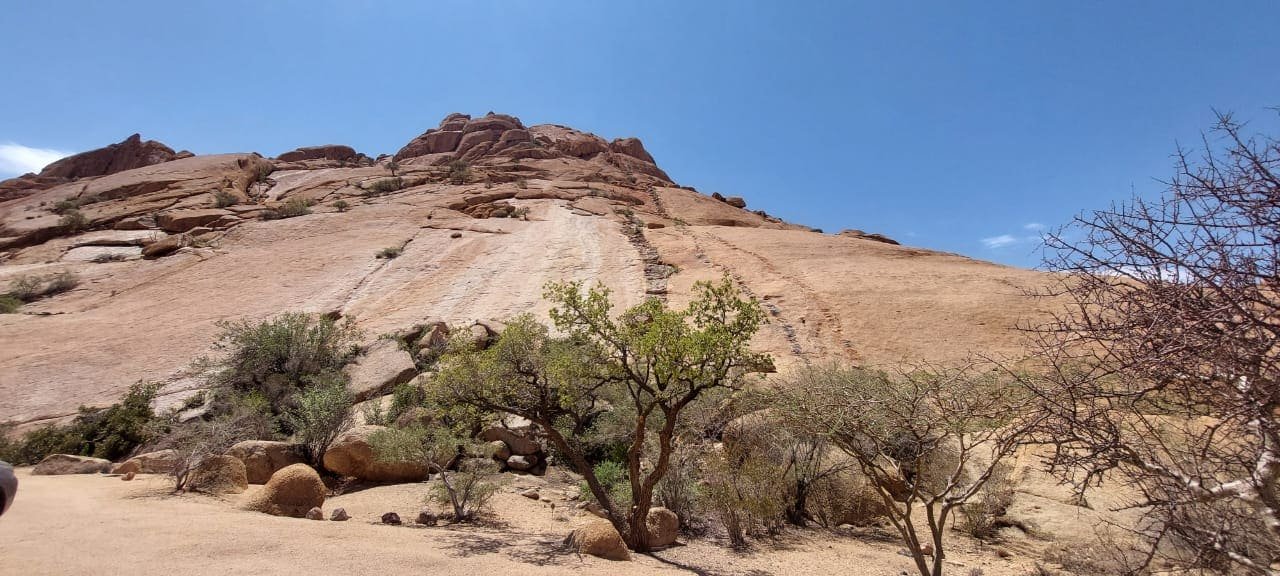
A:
246,463,327,518
646,506,679,547
322,425,430,482
188,455,248,494
567,519,630,561
226,440,307,484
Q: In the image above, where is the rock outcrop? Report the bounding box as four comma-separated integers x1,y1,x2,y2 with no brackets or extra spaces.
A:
32,454,111,475
0,134,177,200
187,455,249,494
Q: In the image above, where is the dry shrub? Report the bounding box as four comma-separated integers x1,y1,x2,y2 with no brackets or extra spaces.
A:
809,470,886,527
960,462,1017,540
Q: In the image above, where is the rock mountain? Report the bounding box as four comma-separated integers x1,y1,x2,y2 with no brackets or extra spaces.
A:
0,112,1045,428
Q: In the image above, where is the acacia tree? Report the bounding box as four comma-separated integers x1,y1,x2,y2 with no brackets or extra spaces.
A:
1027,111,1280,573
775,363,1039,576
431,277,769,551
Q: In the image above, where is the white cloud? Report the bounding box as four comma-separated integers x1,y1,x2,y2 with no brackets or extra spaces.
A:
981,234,1019,249
0,143,69,176
1023,222,1045,231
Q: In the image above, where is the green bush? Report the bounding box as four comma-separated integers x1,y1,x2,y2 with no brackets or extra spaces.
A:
287,372,354,465
213,189,239,208
447,160,471,185
580,460,631,508
6,272,78,303
333,199,350,212
208,312,362,414
59,209,88,232
0,295,22,314
376,246,402,259
261,198,313,220
368,177,403,195
0,382,165,465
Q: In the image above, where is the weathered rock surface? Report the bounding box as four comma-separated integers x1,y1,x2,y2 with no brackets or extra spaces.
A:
32,454,111,475
342,340,418,402
246,463,326,518
646,506,679,547
111,449,178,475
276,145,360,163
225,440,307,484
322,425,430,482
157,209,234,233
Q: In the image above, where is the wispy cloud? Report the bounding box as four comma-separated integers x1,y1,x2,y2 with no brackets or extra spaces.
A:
981,234,1019,249
1023,222,1045,231
0,142,69,176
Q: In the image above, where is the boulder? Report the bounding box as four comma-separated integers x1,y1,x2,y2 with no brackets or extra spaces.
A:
141,235,183,259
246,464,327,518
478,418,541,456
423,131,463,154
381,512,402,525
520,488,541,500
463,115,523,134
487,440,511,462
188,455,249,494
323,425,430,482
32,454,111,475
506,455,536,471
724,196,747,209
331,507,350,521
342,340,418,402
157,209,233,233
225,440,307,484
646,507,679,547
608,138,656,164
566,520,630,561
111,449,179,475
305,507,324,520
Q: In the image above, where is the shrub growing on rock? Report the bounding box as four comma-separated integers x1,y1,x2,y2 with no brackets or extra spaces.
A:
333,199,350,212
370,426,497,521
368,177,403,195
59,209,89,231
213,189,239,208
287,373,354,466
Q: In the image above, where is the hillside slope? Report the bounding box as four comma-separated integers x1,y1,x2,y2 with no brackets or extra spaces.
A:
0,113,1048,426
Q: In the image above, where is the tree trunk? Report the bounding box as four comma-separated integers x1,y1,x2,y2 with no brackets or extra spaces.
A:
786,480,810,526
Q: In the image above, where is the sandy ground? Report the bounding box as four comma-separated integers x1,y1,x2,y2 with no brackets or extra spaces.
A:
0,467,1070,576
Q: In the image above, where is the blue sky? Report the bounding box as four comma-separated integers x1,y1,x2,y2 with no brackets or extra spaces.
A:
2,1,1277,268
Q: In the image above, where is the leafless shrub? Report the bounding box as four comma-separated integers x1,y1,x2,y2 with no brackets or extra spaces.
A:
1026,111,1280,574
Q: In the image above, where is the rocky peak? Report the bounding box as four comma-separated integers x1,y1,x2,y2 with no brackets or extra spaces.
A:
394,112,671,183
0,134,178,200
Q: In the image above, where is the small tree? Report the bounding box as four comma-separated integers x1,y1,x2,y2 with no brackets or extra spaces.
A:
447,160,471,185
775,364,1039,576
386,160,400,177
431,277,769,551
287,373,354,466
369,426,496,521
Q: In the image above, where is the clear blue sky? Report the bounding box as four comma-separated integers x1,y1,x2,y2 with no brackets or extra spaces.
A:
2,1,1277,267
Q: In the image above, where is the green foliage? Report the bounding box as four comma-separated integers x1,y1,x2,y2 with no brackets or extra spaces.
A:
580,460,632,507
447,160,471,185
208,312,361,413
385,160,400,176
368,177,404,195
703,432,790,547
213,189,239,208
52,195,101,215
376,246,403,259
0,382,166,465
370,425,497,521
0,295,21,314
333,199,350,212
388,380,428,423
261,198,313,220
430,276,769,550
287,372,354,465
59,209,88,231
7,271,79,303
